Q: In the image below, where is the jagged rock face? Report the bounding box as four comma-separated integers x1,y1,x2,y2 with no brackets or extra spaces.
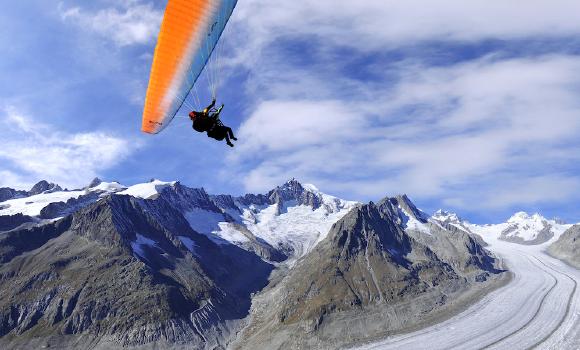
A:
0,214,34,232
211,194,242,214
0,179,508,350
0,194,273,349
237,193,270,207
548,225,580,268
276,199,459,325
386,198,494,275
0,188,27,203
267,179,322,210
155,185,289,262
87,177,102,188
175,180,356,263
28,181,62,196
390,194,429,223
234,196,502,350
39,192,101,220
433,209,463,226
156,182,222,213
0,217,72,264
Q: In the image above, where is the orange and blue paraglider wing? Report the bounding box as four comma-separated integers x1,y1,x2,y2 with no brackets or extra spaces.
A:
141,0,237,134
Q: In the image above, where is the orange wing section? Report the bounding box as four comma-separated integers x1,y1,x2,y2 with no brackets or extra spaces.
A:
142,0,211,134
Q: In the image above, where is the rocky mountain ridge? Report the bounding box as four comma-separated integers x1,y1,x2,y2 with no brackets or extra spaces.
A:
0,193,273,349
548,225,580,268
233,195,503,349
0,180,62,202
0,178,516,349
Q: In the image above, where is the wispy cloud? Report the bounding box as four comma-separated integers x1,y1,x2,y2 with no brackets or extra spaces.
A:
0,107,140,189
229,52,580,209
232,0,580,54
219,1,580,212
59,1,162,47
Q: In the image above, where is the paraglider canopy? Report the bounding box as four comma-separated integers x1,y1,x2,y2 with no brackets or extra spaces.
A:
141,0,237,134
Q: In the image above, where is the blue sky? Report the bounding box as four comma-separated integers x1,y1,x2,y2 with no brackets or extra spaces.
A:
1,0,580,224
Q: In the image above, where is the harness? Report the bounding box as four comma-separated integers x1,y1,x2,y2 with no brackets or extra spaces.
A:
190,109,223,133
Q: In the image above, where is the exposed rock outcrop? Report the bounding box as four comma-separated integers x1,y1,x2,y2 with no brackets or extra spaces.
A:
28,181,62,196
0,194,273,349
547,225,580,268
233,196,504,349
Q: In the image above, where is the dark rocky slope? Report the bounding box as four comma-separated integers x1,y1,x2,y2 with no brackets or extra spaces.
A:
233,196,505,349
0,195,273,350
547,225,580,269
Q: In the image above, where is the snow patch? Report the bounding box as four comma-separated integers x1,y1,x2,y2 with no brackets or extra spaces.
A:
178,236,199,255
89,181,127,193
118,180,176,199
214,222,251,244
184,208,225,235
398,205,432,235
0,190,86,217
240,200,356,259
131,234,158,260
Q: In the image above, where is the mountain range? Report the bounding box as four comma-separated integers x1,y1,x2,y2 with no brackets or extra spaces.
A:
0,178,575,349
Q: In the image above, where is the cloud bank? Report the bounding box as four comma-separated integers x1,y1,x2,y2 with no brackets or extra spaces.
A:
60,1,162,47
0,107,139,189
226,1,580,212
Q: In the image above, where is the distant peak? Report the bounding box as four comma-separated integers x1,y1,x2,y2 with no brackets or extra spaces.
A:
434,209,459,218
395,194,412,205
433,209,463,223
553,217,567,225
508,211,544,223
29,180,62,195
270,178,304,196
88,177,102,188
148,179,177,186
282,178,303,187
279,179,324,195
270,179,305,194
302,183,320,192
509,211,528,220
388,194,429,223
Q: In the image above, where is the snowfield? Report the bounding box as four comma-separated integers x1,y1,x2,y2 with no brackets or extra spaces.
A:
118,180,176,199
181,184,358,260
238,198,357,259
467,212,571,243
354,235,580,350
0,181,126,217
0,190,86,217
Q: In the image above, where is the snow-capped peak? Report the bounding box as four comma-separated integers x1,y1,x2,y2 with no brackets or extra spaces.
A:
433,209,463,224
118,179,177,199
181,180,359,262
508,211,544,223
463,211,572,245
0,181,125,217
302,183,320,192
89,181,127,193
29,180,62,195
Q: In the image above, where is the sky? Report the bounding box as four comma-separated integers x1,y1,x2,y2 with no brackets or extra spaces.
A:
1,0,580,224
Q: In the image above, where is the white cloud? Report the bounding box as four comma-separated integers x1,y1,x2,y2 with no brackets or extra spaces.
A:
60,1,162,47
478,175,580,209
0,107,140,189
232,0,580,56
230,55,580,209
